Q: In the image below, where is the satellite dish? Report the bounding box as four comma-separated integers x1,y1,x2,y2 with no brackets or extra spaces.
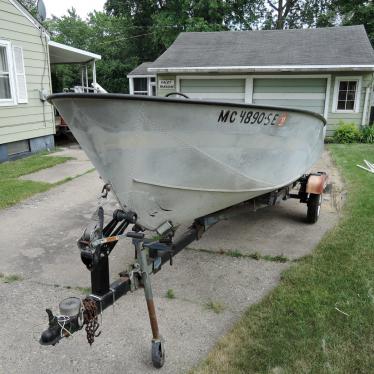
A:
36,0,46,22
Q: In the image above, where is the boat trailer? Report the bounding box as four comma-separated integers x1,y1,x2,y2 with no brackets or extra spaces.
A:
39,172,327,368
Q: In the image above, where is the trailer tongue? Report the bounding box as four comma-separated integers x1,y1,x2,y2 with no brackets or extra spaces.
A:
39,182,203,368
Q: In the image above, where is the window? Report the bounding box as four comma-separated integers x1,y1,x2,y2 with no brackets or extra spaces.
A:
131,76,157,96
133,78,148,95
0,40,28,106
333,77,361,113
0,45,12,101
337,81,357,110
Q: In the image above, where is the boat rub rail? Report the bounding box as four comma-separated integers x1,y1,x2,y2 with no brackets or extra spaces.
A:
47,93,327,126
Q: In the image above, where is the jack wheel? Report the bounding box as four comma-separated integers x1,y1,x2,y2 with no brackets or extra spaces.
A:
151,339,165,368
307,193,322,223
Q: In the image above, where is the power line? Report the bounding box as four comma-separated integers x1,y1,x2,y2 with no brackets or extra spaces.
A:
96,31,159,45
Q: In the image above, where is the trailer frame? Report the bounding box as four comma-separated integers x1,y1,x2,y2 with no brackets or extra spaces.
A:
40,171,327,368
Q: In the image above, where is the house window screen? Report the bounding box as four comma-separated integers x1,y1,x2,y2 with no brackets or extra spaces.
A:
133,78,148,95
0,46,11,99
337,80,357,111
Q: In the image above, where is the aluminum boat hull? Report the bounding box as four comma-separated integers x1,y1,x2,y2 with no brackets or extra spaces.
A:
49,94,326,231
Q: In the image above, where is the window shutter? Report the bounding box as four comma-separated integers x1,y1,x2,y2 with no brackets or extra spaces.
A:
12,46,28,103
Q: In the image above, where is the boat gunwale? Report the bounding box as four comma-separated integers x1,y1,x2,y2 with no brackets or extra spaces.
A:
47,93,327,126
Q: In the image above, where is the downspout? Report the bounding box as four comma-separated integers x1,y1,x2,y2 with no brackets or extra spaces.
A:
370,73,374,125
362,87,370,127
362,73,374,127
44,31,54,130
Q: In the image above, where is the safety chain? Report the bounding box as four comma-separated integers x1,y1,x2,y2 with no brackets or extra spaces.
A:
83,298,101,345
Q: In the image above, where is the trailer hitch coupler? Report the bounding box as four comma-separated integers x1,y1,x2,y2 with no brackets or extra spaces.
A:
40,324,62,345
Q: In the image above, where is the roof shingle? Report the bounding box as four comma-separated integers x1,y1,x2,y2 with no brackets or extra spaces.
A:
149,26,374,71
127,62,155,76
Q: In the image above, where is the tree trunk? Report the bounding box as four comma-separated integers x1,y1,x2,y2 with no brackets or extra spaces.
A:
276,0,284,29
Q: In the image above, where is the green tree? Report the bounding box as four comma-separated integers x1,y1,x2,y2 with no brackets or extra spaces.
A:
150,0,231,50
105,0,165,61
104,0,262,58
264,0,334,29
46,8,139,93
45,9,92,91
333,0,373,45
17,0,37,17
87,11,138,92
46,8,92,49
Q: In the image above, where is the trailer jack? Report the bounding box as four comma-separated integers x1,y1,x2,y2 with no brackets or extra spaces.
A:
40,205,201,368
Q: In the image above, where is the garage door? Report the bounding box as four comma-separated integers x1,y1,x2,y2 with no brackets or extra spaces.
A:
180,79,245,103
253,78,327,115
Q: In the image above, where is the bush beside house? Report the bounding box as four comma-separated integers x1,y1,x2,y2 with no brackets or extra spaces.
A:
329,122,374,143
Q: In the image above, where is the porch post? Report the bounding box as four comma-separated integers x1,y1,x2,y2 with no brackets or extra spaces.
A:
129,77,134,95
85,65,89,91
81,66,84,89
93,60,97,86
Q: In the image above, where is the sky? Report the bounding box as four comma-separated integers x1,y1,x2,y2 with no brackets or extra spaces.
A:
44,0,106,19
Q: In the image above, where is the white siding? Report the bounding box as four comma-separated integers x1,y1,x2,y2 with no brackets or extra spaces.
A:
0,0,54,145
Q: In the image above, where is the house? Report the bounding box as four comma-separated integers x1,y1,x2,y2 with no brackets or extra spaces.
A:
0,0,101,162
128,26,374,136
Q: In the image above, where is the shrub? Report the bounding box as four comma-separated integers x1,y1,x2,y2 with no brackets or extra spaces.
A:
360,125,374,144
333,122,361,143
324,136,334,144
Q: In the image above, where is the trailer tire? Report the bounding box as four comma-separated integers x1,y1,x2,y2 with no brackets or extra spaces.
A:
307,193,322,223
151,339,165,368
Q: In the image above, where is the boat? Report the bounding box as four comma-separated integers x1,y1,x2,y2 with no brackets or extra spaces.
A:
48,93,326,231
42,92,326,367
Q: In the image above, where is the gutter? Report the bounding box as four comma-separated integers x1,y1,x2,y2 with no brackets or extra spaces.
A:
148,65,374,74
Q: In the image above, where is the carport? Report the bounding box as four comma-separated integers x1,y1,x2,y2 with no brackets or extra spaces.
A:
48,40,102,91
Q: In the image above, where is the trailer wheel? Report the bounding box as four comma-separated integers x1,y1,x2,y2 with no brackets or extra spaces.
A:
307,193,322,223
151,339,165,368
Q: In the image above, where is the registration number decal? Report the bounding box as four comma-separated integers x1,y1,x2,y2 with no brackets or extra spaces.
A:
217,110,288,127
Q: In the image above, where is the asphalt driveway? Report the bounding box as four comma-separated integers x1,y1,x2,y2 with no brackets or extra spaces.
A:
0,149,343,374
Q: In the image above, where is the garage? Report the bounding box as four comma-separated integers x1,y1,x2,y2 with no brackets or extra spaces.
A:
252,78,327,115
180,78,245,103
178,77,327,115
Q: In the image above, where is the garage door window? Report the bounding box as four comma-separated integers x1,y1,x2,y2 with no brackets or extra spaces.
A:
333,77,361,113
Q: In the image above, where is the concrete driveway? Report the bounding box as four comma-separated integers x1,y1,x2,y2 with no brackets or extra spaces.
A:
0,149,343,374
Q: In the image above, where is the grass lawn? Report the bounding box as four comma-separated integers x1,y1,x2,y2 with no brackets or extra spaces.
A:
193,144,374,374
0,152,72,209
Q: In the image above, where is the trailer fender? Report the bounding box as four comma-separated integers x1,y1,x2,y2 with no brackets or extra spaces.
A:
306,173,327,195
